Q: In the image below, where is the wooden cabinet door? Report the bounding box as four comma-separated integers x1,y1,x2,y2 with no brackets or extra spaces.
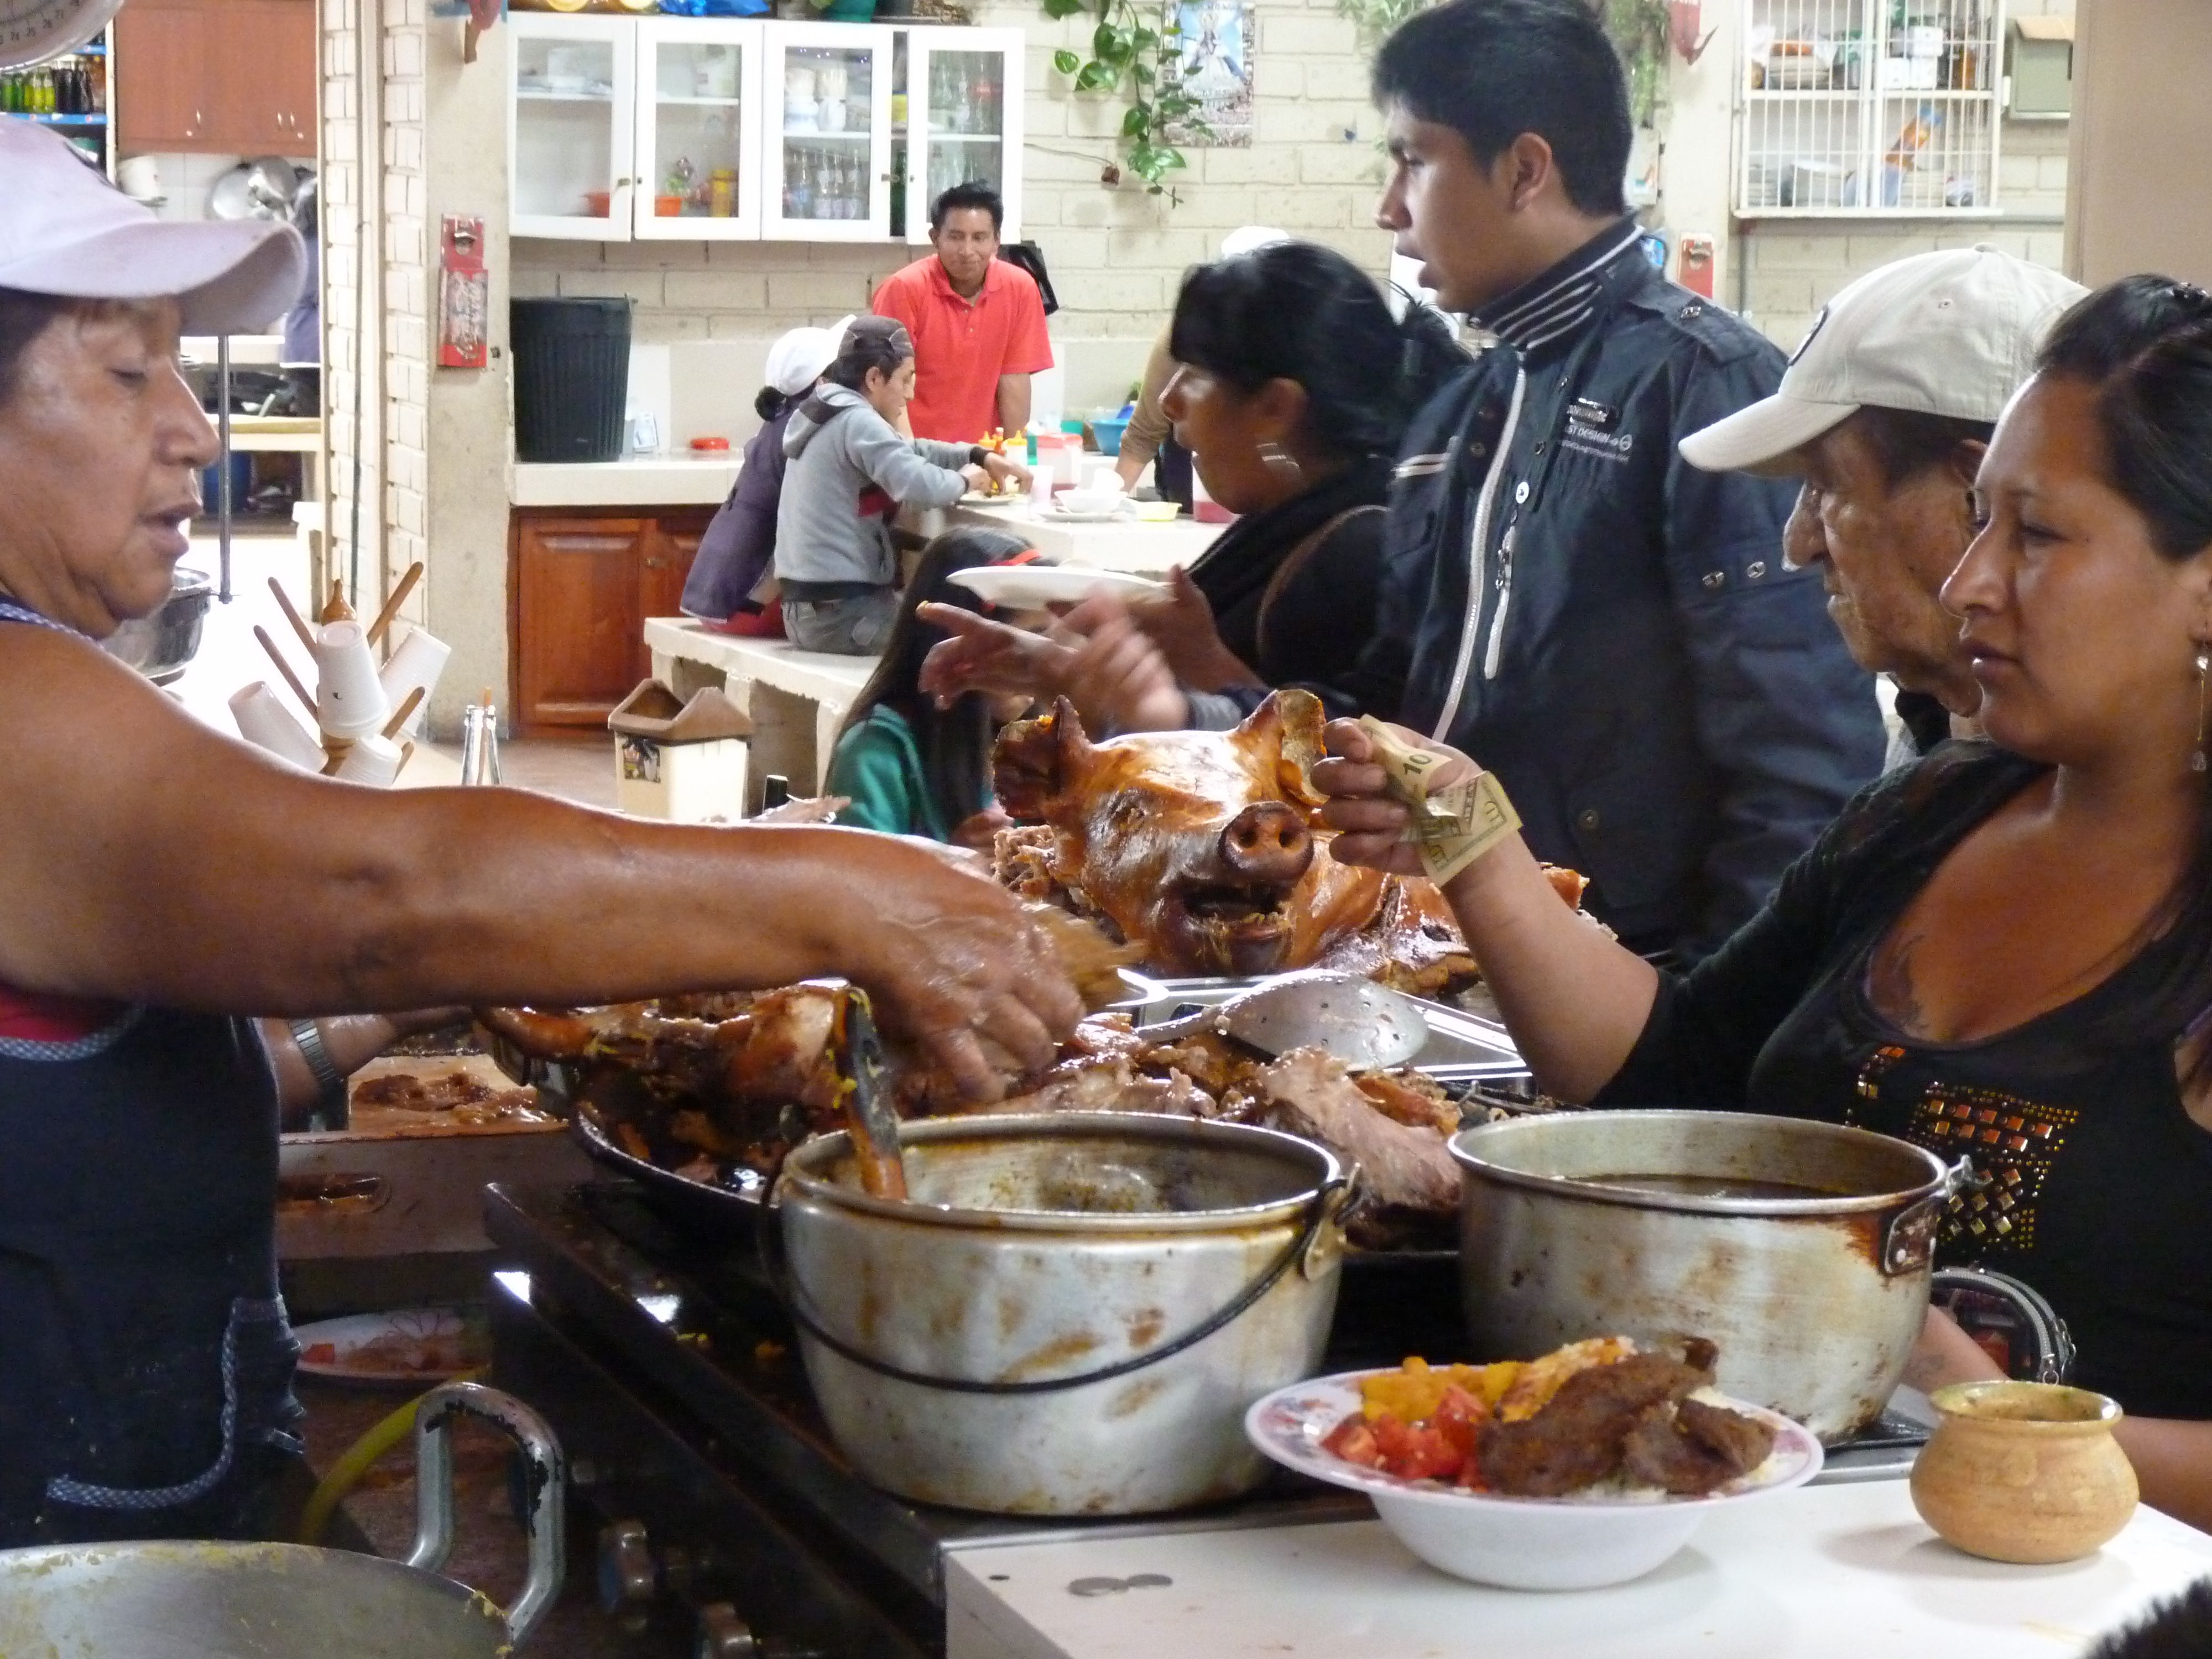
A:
635,511,711,675
223,0,319,154
114,0,211,151
516,517,649,727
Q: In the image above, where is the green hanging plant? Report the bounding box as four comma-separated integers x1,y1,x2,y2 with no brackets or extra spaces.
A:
1041,0,1213,194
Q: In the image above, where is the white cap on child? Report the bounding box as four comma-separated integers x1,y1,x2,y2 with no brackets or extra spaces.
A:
764,317,851,398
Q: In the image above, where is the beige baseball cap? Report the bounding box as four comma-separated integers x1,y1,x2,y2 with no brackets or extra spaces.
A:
1681,246,2086,476
0,116,305,333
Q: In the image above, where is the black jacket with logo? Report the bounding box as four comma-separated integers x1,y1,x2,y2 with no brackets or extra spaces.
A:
1359,228,1885,958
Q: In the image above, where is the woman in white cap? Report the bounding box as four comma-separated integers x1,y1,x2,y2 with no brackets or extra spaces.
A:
680,317,850,638
1316,275,2212,1528
0,119,1080,1547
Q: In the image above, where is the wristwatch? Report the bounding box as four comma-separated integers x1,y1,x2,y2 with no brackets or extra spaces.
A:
289,1018,349,1131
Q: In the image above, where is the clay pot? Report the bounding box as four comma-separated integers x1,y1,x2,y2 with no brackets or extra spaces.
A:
1911,1381,2138,1563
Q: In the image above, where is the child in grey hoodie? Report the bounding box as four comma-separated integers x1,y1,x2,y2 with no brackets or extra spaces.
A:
775,317,1027,654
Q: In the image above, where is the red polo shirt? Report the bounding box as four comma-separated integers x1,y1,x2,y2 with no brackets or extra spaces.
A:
872,255,1053,443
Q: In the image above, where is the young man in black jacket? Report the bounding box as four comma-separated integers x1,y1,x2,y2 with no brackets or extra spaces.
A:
1360,0,1885,959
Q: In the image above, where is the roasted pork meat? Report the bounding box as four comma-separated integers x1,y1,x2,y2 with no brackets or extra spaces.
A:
1476,1345,1719,1498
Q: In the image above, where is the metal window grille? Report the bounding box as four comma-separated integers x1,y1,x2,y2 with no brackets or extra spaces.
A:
1738,0,2006,217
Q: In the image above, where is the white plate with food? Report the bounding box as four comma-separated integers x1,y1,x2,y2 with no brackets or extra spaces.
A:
1039,503,1131,524
947,565,1164,608
294,1307,489,1387
1246,1346,1823,1590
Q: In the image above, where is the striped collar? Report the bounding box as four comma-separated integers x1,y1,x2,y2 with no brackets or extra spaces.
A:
1474,218,1647,356
0,596,82,638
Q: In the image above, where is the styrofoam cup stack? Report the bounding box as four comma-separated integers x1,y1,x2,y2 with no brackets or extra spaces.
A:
229,682,328,772
333,732,405,787
312,619,390,739
377,626,450,740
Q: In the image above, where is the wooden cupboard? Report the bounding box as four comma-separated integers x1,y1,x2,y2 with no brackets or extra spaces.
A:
115,0,317,156
512,507,710,732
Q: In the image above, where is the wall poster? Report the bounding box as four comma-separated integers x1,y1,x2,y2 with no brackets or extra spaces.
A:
1164,0,1253,148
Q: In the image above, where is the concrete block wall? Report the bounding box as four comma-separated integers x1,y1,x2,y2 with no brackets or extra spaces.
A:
512,0,1399,435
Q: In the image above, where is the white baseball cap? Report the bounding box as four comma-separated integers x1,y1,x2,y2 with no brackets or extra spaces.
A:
764,320,848,397
1681,246,2087,475
0,116,305,333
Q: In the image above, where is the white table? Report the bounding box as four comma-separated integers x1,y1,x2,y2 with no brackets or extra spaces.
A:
943,1481,2212,1659
510,456,742,509
643,618,877,801
931,497,1223,574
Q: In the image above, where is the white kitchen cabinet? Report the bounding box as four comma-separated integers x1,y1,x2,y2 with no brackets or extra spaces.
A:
634,17,766,239
760,23,895,242
902,26,1024,244
506,18,1019,246
509,13,638,241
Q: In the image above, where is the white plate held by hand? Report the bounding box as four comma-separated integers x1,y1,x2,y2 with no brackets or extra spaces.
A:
1245,1370,1823,1591
946,566,1164,609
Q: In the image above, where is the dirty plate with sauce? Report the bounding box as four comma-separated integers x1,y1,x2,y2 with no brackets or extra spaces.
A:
1246,1369,1822,1590
294,1306,489,1387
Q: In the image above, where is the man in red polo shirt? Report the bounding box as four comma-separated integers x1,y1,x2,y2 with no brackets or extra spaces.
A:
872,181,1053,444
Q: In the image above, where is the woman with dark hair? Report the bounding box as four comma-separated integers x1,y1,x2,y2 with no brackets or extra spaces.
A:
775,316,1026,655
1317,273,2212,1528
919,240,1466,730
826,526,1035,844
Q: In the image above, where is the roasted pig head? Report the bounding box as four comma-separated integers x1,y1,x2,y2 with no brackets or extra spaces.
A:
994,691,1386,976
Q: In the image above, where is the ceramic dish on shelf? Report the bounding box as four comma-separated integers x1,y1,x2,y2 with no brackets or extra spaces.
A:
946,565,1164,609
1245,1370,1823,1590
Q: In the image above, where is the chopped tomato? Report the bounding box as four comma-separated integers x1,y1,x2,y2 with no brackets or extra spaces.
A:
1431,1385,1487,1455
1322,1414,1383,1467
1391,1423,1463,1481
301,1342,338,1364
1455,1452,1489,1491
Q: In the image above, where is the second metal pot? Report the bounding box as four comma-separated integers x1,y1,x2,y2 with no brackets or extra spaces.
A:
775,1112,1349,1516
1453,1110,1967,1441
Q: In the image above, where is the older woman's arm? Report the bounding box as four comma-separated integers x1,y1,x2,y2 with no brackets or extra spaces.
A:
0,633,1080,1099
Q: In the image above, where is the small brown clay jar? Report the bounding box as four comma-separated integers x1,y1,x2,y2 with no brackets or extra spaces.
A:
1911,1381,2139,1564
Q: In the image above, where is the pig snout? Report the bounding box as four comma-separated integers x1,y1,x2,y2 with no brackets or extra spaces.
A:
1218,801,1313,885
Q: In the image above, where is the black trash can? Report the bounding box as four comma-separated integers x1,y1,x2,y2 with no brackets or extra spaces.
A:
512,297,632,463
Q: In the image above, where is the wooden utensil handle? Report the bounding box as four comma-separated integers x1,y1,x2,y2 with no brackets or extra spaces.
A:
269,578,316,652
366,561,425,649
254,624,316,717
379,685,425,741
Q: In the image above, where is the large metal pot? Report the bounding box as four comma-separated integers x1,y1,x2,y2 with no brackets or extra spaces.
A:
1453,1110,1969,1441
101,564,215,684
774,1112,1350,1516
0,1383,565,1658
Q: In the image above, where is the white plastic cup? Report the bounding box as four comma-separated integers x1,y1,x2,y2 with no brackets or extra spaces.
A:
334,732,405,787
229,682,328,773
377,626,450,740
313,618,392,740
1029,462,1055,513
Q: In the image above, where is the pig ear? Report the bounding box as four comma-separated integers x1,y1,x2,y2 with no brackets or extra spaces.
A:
992,696,1095,821
1234,689,1328,808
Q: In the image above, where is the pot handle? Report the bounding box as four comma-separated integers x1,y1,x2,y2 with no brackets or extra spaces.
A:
1880,1156,1983,1277
763,1175,1349,1396
406,1381,568,1647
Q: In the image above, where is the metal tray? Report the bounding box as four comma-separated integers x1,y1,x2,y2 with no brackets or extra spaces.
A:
1107,975,1530,1085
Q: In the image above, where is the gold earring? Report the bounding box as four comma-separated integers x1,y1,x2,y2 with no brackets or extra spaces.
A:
2194,646,2209,775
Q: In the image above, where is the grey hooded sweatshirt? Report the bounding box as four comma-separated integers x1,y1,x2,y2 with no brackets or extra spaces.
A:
774,385,974,587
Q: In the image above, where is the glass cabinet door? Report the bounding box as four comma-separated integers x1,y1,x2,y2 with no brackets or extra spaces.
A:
904,27,1024,245
634,18,765,239
761,24,894,243
509,14,637,241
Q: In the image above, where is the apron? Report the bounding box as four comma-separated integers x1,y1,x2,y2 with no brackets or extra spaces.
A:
0,598,304,1544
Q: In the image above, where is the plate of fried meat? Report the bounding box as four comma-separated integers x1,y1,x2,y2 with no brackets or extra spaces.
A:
1246,1337,1823,1590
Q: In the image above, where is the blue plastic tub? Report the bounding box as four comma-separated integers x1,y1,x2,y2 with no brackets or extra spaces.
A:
1089,415,1130,456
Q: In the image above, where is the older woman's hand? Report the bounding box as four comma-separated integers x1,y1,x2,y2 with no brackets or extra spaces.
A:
827,833,1083,1099
1312,717,1481,877
1056,598,1191,733
1063,567,1259,694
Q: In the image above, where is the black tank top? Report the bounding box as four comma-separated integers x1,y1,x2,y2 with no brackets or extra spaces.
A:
1602,745,2212,1418
0,598,302,1543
